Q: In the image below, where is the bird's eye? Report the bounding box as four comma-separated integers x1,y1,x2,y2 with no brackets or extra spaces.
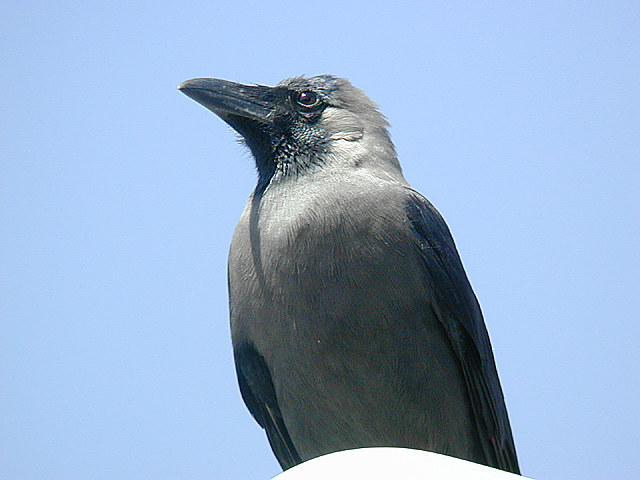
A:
295,90,320,108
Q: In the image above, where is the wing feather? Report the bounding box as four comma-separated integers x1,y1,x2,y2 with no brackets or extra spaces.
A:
405,191,520,474
234,343,301,470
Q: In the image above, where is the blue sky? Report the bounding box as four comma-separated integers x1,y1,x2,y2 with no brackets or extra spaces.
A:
2,1,638,479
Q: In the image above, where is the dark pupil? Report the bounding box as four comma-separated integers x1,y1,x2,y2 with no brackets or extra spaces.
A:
297,91,317,106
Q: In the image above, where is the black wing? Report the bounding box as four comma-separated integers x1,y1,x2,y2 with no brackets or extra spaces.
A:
233,342,301,470
405,191,520,474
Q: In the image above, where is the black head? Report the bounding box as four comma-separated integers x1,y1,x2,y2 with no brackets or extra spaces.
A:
179,75,396,190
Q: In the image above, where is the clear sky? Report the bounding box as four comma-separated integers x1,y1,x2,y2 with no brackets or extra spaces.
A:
2,1,638,479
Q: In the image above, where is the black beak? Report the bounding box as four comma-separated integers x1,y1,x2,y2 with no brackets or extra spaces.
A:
178,78,276,125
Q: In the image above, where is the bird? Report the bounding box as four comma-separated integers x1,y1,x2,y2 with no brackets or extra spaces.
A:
178,75,520,475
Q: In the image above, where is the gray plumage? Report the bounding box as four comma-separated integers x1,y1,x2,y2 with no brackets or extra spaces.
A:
178,75,520,474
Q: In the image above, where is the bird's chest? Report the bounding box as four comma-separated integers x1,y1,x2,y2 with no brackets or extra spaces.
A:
227,184,420,340
230,192,387,294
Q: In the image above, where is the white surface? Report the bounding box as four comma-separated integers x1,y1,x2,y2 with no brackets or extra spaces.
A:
273,448,531,480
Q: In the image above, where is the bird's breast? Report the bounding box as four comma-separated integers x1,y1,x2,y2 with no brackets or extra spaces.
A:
227,178,429,343
231,184,414,301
